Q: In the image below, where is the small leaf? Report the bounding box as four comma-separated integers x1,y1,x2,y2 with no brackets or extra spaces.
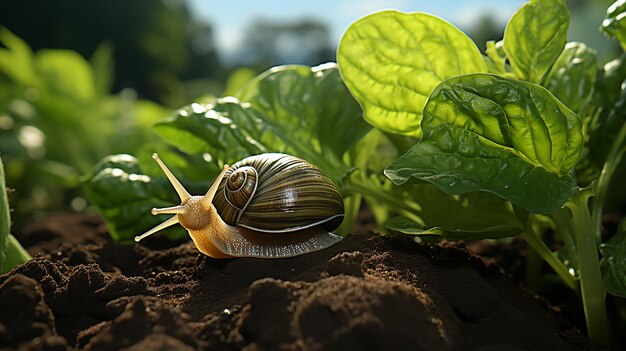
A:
485,40,508,75
0,27,38,86
600,230,626,298
1,234,31,274
385,188,527,240
338,10,485,137
386,73,582,214
504,0,569,82
601,0,626,50
544,42,598,114
90,42,115,95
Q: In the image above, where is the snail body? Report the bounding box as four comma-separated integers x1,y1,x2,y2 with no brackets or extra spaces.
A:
134,153,344,258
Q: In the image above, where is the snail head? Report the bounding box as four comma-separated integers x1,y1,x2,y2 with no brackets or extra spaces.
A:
134,153,229,242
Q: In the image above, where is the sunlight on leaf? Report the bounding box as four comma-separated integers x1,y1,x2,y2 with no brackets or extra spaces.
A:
504,0,569,83
338,10,485,137
386,74,582,213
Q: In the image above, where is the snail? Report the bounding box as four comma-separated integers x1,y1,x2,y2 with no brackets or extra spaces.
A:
134,153,344,258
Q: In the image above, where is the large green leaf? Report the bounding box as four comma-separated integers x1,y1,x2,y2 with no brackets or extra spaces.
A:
156,64,368,183
504,0,569,83
237,63,369,169
601,0,626,50
82,154,184,243
154,99,267,160
386,74,582,214
385,187,527,240
337,10,485,137
544,42,598,114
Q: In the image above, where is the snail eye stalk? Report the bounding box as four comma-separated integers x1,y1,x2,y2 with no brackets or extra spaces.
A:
134,215,179,242
152,153,191,202
200,164,229,207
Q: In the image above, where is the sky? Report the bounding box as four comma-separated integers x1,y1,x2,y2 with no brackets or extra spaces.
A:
188,0,527,58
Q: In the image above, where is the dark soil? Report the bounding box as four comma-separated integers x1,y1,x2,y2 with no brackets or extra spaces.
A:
0,213,601,350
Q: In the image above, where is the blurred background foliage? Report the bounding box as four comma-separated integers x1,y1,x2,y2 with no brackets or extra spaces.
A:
0,0,621,227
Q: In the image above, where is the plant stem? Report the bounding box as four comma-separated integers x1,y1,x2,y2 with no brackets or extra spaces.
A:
337,193,362,236
566,193,610,346
592,119,626,243
520,227,576,291
523,218,549,292
343,178,424,226
0,157,9,272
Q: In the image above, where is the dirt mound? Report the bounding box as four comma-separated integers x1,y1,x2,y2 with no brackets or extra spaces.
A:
0,214,595,350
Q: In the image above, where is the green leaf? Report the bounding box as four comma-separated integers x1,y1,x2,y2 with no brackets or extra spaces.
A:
587,55,626,166
156,64,368,183
600,227,626,298
337,10,485,137
485,40,509,75
154,99,267,159
0,27,38,86
544,42,598,114
36,50,96,101
238,63,369,168
589,76,626,166
601,0,626,50
597,54,626,108
385,188,527,240
386,73,582,214
1,234,31,274
82,154,185,243
224,67,256,96
504,0,569,83
90,42,115,95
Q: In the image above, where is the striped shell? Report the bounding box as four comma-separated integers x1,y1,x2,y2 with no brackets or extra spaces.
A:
212,153,344,233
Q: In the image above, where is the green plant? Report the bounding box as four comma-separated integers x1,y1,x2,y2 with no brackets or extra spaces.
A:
83,0,626,346
0,156,30,274
0,28,171,223
337,0,626,346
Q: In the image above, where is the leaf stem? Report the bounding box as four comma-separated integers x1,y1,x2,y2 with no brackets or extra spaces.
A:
565,192,610,346
520,226,577,291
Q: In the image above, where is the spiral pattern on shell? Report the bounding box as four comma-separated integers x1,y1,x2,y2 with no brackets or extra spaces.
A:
212,153,344,233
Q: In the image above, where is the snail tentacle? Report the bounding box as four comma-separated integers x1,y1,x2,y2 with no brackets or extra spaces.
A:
134,215,179,242
200,164,229,208
152,153,191,202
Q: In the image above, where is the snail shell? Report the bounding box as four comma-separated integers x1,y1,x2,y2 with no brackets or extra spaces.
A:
213,153,344,233
134,153,345,259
